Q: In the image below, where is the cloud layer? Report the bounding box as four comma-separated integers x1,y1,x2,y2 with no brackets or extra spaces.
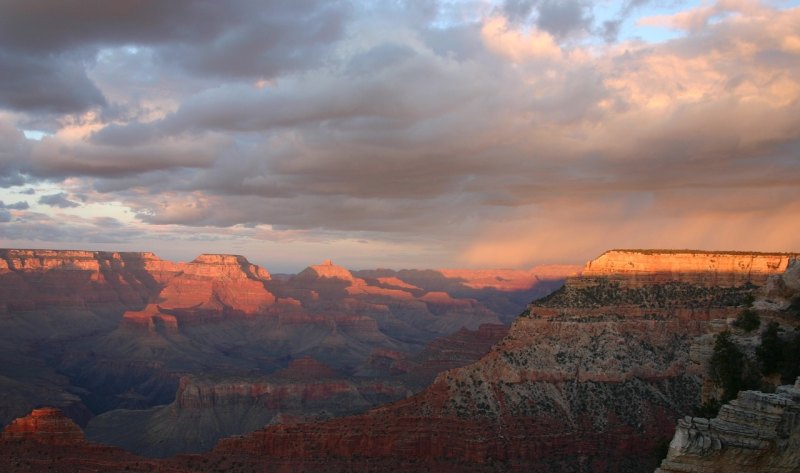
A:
1,0,799,271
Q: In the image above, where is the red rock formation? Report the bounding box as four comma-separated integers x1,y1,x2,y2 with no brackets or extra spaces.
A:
0,249,181,312
295,259,356,282
118,253,276,333
2,408,85,446
158,253,275,314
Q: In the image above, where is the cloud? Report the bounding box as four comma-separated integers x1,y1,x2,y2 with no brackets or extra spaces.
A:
0,0,348,117
502,0,538,21
0,200,29,210
0,1,799,269
535,0,593,39
0,200,26,223
0,51,106,114
0,0,348,79
38,193,80,208
599,0,651,42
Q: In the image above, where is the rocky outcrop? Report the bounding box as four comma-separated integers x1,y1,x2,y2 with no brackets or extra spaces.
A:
1,408,85,446
656,378,800,473
759,258,800,311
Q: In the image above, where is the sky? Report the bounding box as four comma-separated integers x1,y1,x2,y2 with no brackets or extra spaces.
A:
0,0,799,272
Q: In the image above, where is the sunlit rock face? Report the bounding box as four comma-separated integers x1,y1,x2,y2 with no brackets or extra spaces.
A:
295,259,357,282
656,378,800,473
0,249,181,312
581,250,796,287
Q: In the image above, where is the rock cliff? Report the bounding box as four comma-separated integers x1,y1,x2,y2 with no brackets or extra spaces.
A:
656,378,800,473
0,249,180,313
582,250,796,287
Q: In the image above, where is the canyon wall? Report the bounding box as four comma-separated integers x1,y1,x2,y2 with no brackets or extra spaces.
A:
582,250,796,287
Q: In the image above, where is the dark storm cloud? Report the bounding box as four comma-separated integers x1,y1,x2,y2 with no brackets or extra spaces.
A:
0,118,31,187
535,0,592,38
38,193,80,208
27,133,224,179
0,51,106,113
0,0,348,114
0,0,348,78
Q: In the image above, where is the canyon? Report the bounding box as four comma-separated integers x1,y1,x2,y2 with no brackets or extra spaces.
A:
1,249,797,472
0,248,570,457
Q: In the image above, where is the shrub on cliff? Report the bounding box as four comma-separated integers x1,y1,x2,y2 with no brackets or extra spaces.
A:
779,333,800,384
709,331,760,402
756,322,800,384
732,309,760,332
757,322,784,374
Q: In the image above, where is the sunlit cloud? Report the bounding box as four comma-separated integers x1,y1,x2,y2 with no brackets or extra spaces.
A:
0,1,798,271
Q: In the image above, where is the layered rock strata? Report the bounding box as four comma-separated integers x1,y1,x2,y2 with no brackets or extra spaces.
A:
582,250,796,287
656,378,800,473
0,249,180,313
85,356,410,457
121,253,275,332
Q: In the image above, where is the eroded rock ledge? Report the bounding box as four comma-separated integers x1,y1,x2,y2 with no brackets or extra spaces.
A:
656,377,800,473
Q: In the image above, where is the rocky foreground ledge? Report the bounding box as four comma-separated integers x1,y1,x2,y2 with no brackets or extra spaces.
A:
657,377,800,473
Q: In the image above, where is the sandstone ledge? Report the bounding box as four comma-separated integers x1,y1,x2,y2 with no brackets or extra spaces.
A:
656,378,800,473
